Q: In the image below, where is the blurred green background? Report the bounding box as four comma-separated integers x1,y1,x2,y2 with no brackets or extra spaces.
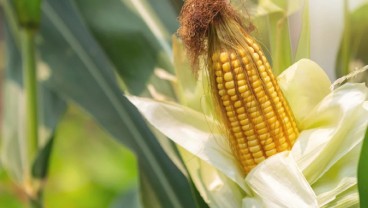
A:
0,103,138,207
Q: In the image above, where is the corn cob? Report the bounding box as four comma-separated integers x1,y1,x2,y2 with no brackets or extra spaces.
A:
178,0,299,174
210,34,299,174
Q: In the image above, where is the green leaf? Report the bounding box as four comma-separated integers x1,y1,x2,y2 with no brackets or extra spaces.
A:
31,135,54,179
358,127,368,208
32,86,67,180
74,0,178,96
33,0,200,206
73,0,158,95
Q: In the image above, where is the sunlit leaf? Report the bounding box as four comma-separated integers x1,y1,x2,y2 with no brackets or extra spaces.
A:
127,96,246,191
277,59,331,125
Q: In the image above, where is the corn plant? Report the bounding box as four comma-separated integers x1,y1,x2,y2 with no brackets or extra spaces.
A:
1,0,368,207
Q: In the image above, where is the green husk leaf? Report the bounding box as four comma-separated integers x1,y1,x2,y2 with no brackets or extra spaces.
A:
255,0,305,74
358,127,368,207
267,12,292,75
336,2,368,83
336,0,351,78
294,0,310,61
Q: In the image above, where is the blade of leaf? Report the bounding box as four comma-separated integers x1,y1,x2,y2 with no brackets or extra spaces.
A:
36,0,201,206
32,86,67,180
74,0,160,95
358,127,368,207
74,0,179,96
126,0,173,56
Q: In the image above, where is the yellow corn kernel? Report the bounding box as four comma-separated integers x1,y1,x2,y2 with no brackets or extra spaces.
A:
254,156,265,164
232,60,241,68
238,85,247,93
222,63,231,72
225,81,235,89
230,95,238,101
220,52,229,63
236,107,245,114
210,34,299,174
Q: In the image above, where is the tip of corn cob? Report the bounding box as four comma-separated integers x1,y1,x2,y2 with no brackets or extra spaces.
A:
177,0,253,73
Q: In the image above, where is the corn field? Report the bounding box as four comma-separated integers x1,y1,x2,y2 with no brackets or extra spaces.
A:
0,0,368,207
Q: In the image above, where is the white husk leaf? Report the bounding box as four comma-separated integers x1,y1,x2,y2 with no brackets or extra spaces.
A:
127,59,368,207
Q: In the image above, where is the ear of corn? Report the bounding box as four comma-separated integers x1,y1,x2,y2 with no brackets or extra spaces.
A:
210,34,299,174
177,0,299,174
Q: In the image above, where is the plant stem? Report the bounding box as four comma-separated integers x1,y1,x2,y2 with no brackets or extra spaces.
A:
21,27,43,207
21,28,39,172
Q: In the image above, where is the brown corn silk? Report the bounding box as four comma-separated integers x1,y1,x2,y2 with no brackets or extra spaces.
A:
178,0,299,174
